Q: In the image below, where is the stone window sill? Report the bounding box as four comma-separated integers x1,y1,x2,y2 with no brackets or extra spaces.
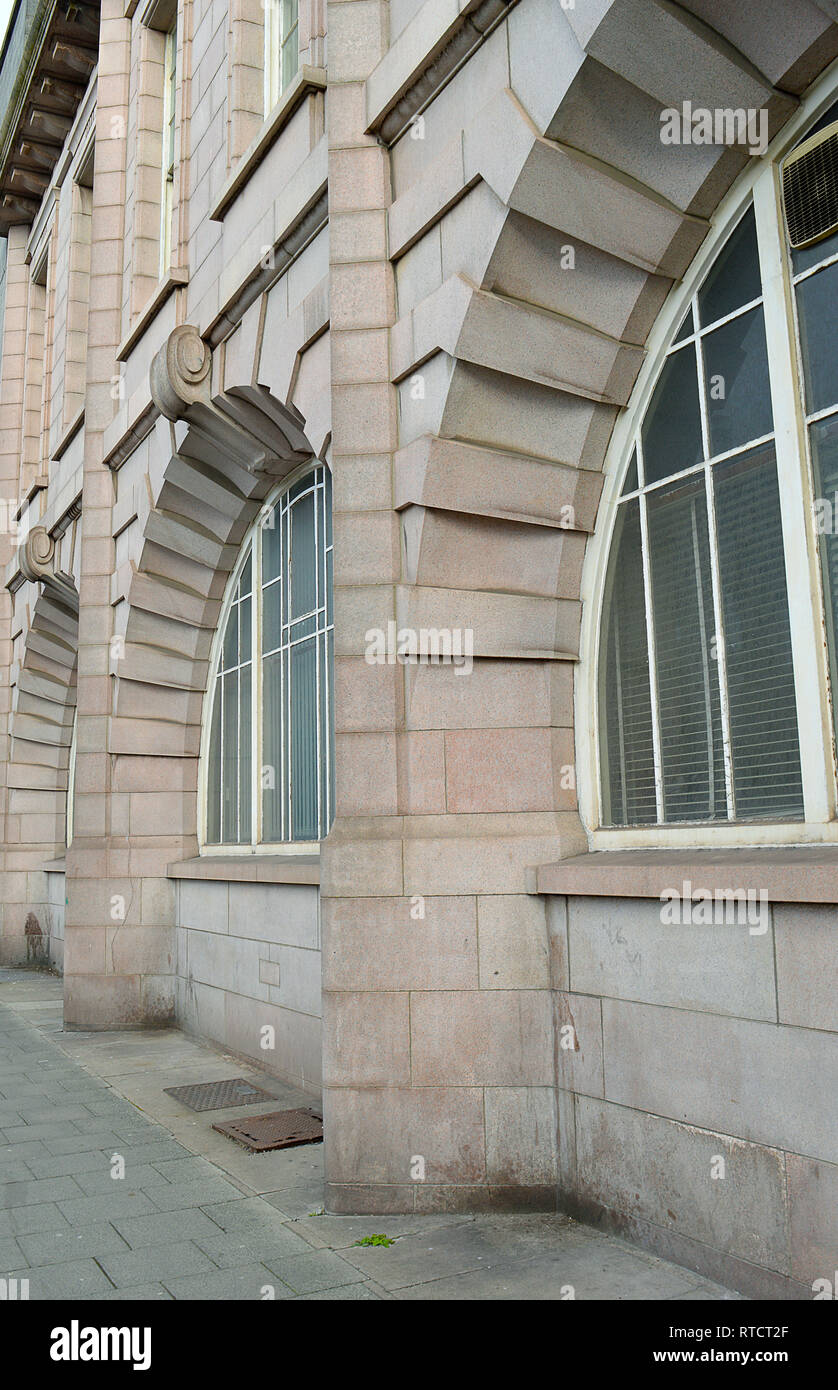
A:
42,858,66,873
210,67,327,223
168,855,319,885
532,846,838,904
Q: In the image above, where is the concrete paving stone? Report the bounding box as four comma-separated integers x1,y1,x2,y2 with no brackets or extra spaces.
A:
8,1258,115,1299
198,1196,317,1245
58,1191,160,1225
0,1202,74,1237
338,1222,520,1290
0,1160,36,1181
26,1149,128,1180
669,1284,745,1300
2,1085,96,1104
194,1227,315,1268
15,1106,99,1125
0,1110,24,1126
161,1265,291,1300
0,1141,43,1161
111,1208,226,1249
73,1165,173,1196
295,1282,383,1300
261,1183,328,1220
17,1222,131,1266
146,1177,247,1210
0,1235,26,1268
96,1283,174,1300
107,1140,193,1164
43,1131,124,1156
394,1246,702,1300
289,1212,477,1249
148,1157,225,1184
97,1241,219,1288
1,1124,73,1144
265,1249,366,1294
0,1176,83,1207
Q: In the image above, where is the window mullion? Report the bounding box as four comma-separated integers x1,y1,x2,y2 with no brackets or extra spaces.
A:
753,165,836,823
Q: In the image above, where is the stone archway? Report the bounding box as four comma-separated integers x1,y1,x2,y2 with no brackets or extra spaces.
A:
64,322,327,1027
3,531,79,965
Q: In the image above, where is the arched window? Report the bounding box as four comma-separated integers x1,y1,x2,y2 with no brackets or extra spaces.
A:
593,96,838,836
203,464,333,848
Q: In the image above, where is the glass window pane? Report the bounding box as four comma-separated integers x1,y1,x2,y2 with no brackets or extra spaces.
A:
222,669,239,841
714,445,804,819
641,344,703,485
810,415,838,705
262,581,281,655
222,602,238,670
703,305,773,456
239,552,252,598
647,477,726,821
290,637,318,839
672,306,694,344
262,651,282,841
206,680,221,843
239,665,252,843
792,228,838,277
239,596,251,664
598,499,656,825
262,506,281,582
290,492,317,617
698,206,761,327
795,258,838,414
321,628,334,831
621,449,638,494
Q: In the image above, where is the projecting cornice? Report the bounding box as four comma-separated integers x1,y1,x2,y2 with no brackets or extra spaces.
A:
365,0,520,145
0,0,99,232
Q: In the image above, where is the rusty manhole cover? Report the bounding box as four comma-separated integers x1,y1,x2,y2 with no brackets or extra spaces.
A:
212,1108,323,1152
163,1078,277,1112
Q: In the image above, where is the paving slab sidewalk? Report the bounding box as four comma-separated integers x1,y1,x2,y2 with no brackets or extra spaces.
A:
0,968,743,1301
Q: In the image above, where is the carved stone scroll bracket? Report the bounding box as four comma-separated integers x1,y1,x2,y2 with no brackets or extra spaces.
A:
17,526,80,612
150,325,314,478
149,324,213,421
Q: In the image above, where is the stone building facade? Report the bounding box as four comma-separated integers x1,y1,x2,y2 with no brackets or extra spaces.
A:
1,0,838,1300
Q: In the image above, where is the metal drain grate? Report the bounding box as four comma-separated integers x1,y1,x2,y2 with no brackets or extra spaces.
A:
163,1078,277,1112
212,1108,323,1152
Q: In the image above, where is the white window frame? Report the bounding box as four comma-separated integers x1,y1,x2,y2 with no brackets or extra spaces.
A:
577,62,838,850
198,461,333,856
264,0,299,116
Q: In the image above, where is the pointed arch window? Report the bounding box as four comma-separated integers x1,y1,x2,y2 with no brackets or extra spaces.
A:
203,464,334,848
